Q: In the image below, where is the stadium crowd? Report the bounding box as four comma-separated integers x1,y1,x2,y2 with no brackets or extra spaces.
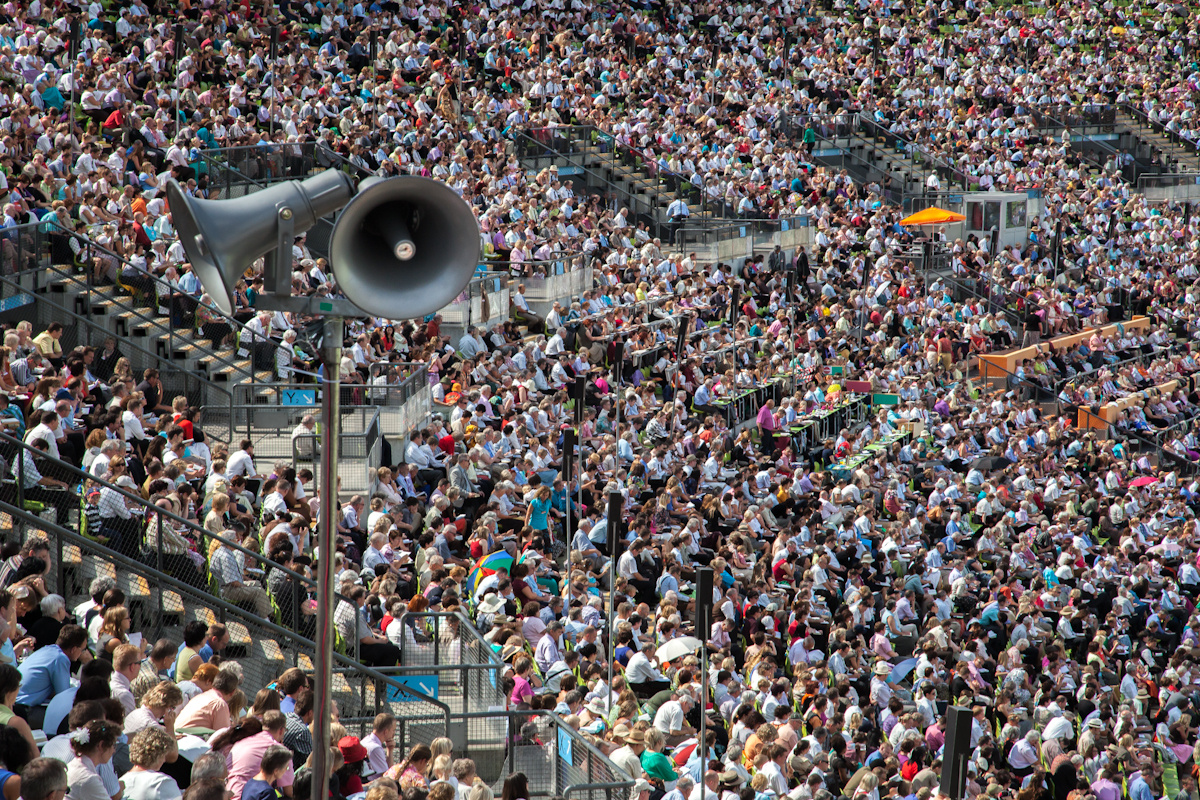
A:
4,2,1200,800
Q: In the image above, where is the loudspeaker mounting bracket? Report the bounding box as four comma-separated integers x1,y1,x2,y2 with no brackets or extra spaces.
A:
263,205,296,298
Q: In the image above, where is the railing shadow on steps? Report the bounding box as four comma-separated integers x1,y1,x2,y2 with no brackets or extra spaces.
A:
34,258,250,438
1120,102,1200,173
856,113,971,191
771,111,923,206
0,269,236,448
0,437,607,788
43,219,249,341
510,128,666,234
1029,105,1153,182
0,501,451,742
35,222,251,375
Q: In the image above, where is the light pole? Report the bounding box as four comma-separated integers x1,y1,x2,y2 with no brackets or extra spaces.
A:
312,317,342,800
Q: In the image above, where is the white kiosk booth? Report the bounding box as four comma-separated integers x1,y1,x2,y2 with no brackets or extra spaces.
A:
964,192,1029,248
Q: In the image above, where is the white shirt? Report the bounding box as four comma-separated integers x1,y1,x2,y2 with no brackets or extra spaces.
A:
361,731,390,778
624,651,665,684
25,423,59,459
617,550,640,579
653,700,685,734
226,449,256,477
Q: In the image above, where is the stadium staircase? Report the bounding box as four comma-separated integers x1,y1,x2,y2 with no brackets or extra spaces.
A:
1114,106,1200,175
2,272,241,449
829,117,954,197
36,257,256,390
511,126,706,237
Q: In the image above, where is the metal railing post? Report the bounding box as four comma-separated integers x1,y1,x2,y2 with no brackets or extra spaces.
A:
16,446,24,510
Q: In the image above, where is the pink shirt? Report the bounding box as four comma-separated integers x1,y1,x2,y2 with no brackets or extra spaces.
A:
925,723,945,752
522,616,546,648
227,731,295,800
510,674,533,706
175,690,231,732
757,405,777,431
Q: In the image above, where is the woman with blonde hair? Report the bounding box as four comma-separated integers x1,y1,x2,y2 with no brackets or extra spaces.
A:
429,737,453,764
95,606,130,660
204,494,229,535
122,726,181,800
429,754,452,785
113,357,134,386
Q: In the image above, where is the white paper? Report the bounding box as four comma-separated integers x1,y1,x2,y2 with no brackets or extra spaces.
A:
175,734,211,761
128,632,143,650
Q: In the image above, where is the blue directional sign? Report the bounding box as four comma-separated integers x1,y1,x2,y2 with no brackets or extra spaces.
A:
386,674,439,701
282,389,316,406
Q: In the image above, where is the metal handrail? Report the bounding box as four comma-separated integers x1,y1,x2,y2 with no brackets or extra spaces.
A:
810,131,907,207
857,112,970,190
770,112,912,206
396,610,505,665
1137,173,1200,191
0,270,236,446
935,270,1025,330
1029,106,1134,173
509,128,668,231
1120,102,1200,171
485,253,590,277
41,259,250,383
977,356,1062,411
674,216,809,248
2,431,356,617
563,781,637,800
602,127,702,211
0,501,452,724
42,219,248,343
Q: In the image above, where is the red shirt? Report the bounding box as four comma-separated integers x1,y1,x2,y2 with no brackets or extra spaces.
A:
173,415,194,440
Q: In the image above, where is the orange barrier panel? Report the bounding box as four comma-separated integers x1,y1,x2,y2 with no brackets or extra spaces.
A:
979,316,1150,384
1076,379,1180,429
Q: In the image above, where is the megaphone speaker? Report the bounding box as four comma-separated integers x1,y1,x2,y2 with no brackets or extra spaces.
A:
329,176,480,320
167,170,357,315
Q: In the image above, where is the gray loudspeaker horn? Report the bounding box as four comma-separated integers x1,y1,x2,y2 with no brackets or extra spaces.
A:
166,170,357,315
328,176,481,320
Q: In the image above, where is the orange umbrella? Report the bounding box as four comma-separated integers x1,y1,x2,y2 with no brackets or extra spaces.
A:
900,206,967,226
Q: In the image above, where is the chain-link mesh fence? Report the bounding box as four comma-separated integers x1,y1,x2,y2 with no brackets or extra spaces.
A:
0,500,449,743
0,433,628,796
465,710,634,800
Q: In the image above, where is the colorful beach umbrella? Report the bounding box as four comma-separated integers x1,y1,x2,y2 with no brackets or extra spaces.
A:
466,550,515,595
